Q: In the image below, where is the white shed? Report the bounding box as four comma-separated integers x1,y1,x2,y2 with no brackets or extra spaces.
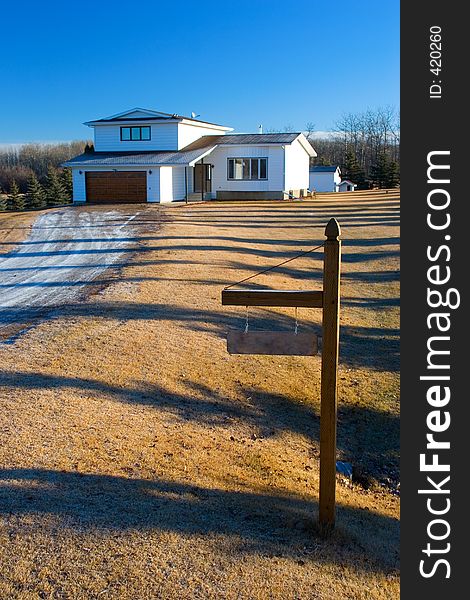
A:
309,165,341,193
337,179,357,192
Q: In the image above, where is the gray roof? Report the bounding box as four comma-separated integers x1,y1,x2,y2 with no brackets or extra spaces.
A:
182,133,301,149
64,133,306,168
85,108,230,128
90,115,228,127
309,165,340,172
63,147,216,167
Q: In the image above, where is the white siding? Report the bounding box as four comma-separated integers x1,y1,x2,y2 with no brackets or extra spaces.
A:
338,181,356,192
147,169,160,202
208,145,285,193
284,139,310,191
171,167,187,200
177,123,227,149
72,168,86,202
93,123,178,151
309,170,341,192
159,166,173,202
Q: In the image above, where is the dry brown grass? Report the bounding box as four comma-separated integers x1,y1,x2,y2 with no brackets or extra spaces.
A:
0,191,400,599
0,209,40,254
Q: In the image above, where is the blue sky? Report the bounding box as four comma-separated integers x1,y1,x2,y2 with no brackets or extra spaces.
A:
0,0,399,143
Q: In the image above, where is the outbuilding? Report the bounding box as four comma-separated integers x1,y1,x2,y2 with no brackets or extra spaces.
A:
337,179,357,192
309,165,342,193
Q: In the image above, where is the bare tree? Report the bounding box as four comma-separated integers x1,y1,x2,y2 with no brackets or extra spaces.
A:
306,106,399,185
0,140,91,192
305,122,316,141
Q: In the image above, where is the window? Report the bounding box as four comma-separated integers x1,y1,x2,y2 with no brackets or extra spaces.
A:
120,126,151,141
227,157,267,180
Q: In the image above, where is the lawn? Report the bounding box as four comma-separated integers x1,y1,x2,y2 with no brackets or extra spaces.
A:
0,190,399,599
0,208,39,255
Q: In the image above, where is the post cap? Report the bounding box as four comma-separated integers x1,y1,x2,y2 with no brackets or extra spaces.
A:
325,218,341,240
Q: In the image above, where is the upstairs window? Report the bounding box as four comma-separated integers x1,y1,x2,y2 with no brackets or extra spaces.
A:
120,126,151,141
227,157,268,180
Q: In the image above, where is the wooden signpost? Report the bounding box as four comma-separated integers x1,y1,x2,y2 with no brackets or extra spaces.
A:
222,218,341,533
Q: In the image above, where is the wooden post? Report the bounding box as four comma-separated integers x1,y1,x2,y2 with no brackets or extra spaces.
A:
319,217,341,533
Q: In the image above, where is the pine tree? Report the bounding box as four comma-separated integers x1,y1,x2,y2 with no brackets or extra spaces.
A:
370,153,390,189
26,173,46,209
0,193,7,211
316,157,331,166
60,168,73,202
385,160,400,188
84,143,95,154
7,180,25,211
45,167,68,206
344,150,367,190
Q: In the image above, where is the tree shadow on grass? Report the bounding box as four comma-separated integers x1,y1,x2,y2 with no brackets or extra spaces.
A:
0,370,399,484
0,301,398,372
0,467,399,574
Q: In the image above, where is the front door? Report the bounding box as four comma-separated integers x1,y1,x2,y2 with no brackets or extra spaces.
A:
194,164,212,193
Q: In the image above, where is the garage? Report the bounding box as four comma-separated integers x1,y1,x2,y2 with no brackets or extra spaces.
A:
85,171,147,203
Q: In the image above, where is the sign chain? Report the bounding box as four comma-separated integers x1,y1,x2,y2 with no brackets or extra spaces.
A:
224,243,325,290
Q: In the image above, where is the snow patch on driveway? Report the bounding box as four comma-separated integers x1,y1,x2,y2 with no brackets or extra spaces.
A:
0,208,142,338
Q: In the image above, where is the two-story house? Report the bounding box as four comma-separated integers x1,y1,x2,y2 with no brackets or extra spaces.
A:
64,108,316,204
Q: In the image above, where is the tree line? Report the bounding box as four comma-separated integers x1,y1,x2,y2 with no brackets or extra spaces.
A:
0,140,91,211
305,107,400,189
0,167,73,212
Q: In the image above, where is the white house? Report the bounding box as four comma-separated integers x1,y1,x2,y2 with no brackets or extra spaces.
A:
309,165,342,192
64,108,316,203
337,179,357,192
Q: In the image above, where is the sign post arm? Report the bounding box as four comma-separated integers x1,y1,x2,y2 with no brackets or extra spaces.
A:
319,218,341,533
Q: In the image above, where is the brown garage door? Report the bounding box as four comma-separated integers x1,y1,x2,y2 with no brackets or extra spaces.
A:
85,171,147,203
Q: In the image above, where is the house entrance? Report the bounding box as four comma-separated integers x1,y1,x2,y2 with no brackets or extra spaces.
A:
194,163,212,193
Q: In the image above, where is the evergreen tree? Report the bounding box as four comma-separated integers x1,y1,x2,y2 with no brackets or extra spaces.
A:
385,160,400,188
84,143,95,154
26,173,46,209
45,167,68,206
312,157,331,166
344,150,367,190
370,153,390,189
7,180,25,211
0,192,7,211
60,167,73,202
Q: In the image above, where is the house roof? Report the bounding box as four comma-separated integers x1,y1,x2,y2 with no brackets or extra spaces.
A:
309,165,340,172
84,107,232,129
339,179,356,186
63,148,218,168
180,133,316,156
181,132,301,149
64,133,316,167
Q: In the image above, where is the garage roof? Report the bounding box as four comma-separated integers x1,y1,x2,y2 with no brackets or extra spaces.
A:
63,146,217,168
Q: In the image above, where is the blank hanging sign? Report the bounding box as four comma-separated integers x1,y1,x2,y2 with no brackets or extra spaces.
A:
227,330,318,356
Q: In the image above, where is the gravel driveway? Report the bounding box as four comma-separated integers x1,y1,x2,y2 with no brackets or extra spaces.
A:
0,207,143,340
